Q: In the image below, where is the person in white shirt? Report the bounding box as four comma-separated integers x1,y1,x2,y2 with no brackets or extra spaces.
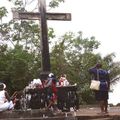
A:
0,83,14,112
59,74,69,86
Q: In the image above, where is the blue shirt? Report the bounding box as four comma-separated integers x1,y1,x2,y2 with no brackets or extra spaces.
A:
89,67,110,91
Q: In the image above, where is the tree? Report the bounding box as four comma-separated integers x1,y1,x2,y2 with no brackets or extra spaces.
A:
50,31,120,104
0,0,64,94
0,44,41,94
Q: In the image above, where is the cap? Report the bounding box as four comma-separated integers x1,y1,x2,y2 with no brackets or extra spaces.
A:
48,73,54,78
0,83,6,90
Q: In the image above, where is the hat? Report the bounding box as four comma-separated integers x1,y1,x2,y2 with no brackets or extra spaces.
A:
0,83,6,90
48,73,54,78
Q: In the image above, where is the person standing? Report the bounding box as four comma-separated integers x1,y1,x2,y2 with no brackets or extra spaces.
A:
45,73,58,111
89,63,110,114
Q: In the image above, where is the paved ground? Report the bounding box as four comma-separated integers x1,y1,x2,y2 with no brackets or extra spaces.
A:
71,106,120,120
75,106,120,116
0,106,120,120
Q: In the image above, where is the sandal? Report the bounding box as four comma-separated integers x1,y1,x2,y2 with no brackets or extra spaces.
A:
97,111,109,116
103,111,109,115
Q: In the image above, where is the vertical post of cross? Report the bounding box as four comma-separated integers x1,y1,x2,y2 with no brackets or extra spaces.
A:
38,0,50,80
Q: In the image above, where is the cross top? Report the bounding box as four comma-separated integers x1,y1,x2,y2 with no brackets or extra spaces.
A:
12,0,71,80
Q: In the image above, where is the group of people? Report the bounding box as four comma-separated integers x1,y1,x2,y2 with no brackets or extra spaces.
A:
0,63,110,115
23,73,70,111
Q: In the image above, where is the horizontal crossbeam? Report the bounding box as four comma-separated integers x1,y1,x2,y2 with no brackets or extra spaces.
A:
12,11,71,21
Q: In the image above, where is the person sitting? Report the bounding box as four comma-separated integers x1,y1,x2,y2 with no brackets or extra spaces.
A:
11,91,23,110
59,74,69,86
0,83,14,112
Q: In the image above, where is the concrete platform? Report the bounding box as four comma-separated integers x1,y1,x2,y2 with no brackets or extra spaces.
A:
0,106,120,120
75,106,120,120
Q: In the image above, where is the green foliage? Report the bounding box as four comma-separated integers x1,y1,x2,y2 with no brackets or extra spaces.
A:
50,31,120,104
10,0,25,11
0,44,41,94
48,28,56,39
49,0,64,8
0,7,8,19
80,83,96,104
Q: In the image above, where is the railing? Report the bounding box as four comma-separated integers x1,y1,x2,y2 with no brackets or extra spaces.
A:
21,85,79,111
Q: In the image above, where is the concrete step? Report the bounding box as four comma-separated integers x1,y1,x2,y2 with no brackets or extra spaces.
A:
0,107,120,120
0,109,73,119
90,118,112,120
0,117,116,120
0,117,76,120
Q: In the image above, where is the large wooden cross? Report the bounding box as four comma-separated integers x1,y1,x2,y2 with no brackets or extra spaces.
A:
12,0,71,80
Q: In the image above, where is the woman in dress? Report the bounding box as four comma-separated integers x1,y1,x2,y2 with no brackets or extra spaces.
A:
89,63,110,114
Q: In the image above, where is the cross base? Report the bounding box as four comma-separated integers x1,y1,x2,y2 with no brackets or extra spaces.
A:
40,71,50,81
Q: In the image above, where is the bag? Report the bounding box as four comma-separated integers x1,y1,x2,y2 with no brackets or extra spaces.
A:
90,80,100,90
90,69,100,90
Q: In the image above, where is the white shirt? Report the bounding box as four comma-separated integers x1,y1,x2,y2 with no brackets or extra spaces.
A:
0,90,6,104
